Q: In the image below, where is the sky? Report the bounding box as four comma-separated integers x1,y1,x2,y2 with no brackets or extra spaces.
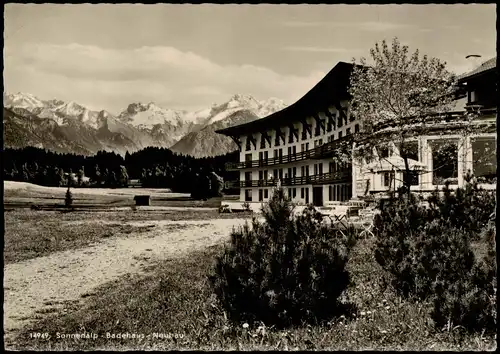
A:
4,4,496,114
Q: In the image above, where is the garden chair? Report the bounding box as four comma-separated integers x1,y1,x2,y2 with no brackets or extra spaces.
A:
358,209,376,238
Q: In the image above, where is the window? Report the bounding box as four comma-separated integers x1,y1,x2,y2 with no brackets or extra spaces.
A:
301,143,305,152
355,124,360,133
293,188,297,198
244,171,252,187
292,146,297,158
431,140,458,185
245,137,251,151
401,141,419,161
288,188,292,198
259,170,263,181
301,166,305,177
338,131,343,139
383,171,395,188
279,149,283,163
245,189,252,201
259,151,264,166
273,169,278,179
301,187,304,198
305,143,309,151
314,164,318,175
260,136,266,149
329,186,333,201
379,146,390,159
279,169,283,179
337,113,343,128
319,163,323,175
472,137,496,184
402,171,419,186
245,154,252,168
264,189,269,198
292,167,297,177
259,189,263,201
329,162,335,173
346,128,351,136
319,139,323,145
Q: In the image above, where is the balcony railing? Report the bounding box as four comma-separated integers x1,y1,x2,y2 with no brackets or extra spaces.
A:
225,170,351,189
372,108,497,133
226,135,353,170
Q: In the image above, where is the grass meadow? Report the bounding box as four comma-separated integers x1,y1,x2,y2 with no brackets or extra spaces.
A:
7,222,496,351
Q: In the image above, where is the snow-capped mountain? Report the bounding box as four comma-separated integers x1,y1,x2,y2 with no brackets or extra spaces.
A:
118,102,189,128
3,92,45,109
3,92,287,156
170,95,288,158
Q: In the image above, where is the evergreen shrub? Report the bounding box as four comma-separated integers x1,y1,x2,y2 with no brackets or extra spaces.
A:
209,187,357,328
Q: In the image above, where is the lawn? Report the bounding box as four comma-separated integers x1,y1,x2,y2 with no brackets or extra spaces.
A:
8,236,496,351
3,208,252,264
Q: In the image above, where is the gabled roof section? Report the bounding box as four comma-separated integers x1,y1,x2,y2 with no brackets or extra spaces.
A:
216,61,358,136
458,57,496,81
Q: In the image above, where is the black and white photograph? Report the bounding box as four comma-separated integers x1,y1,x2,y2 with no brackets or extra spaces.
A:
3,3,497,351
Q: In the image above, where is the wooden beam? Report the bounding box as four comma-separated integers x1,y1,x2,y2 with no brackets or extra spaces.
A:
333,101,348,124
313,113,326,133
275,127,286,144
231,136,242,150
288,124,299,141
301,119,312,137
247,134,257,149
260,131,271,148
325,110,336,132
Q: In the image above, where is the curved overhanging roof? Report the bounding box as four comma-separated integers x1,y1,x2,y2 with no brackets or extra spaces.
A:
216,61,358,137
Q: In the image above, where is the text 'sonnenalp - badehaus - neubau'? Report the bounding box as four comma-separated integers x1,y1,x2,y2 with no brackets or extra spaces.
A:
216,59,497,207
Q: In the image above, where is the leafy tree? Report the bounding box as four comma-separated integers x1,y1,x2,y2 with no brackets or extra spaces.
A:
118,165,129,187
77,167,85,187
349,37,479,194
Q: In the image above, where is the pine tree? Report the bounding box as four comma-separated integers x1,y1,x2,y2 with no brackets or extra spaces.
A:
65,186,73,209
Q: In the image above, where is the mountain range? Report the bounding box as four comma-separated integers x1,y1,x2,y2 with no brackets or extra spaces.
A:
3,92,287,157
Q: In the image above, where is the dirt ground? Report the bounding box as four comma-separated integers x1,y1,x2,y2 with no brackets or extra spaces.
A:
3,215,249,342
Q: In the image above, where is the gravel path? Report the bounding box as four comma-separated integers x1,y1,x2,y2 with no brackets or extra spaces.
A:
3,218,249,341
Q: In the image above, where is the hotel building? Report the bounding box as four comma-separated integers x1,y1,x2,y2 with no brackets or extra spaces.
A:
216,58,496,207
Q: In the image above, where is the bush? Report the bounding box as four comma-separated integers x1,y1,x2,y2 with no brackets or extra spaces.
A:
209,187,356,328
427,176,496,239
374,182,497,333
431,222,497,334
374,196,475,300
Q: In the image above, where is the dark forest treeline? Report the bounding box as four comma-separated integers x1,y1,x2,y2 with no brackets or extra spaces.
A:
3,146,239,194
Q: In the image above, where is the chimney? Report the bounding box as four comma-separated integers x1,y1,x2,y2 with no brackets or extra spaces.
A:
465,54,482,72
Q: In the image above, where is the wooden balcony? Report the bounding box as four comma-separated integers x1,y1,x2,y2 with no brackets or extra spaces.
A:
225,170,351,189
225,135,353,170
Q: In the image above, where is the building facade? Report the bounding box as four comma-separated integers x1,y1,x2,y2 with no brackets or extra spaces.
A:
353,57,497,198
217,58,497,206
